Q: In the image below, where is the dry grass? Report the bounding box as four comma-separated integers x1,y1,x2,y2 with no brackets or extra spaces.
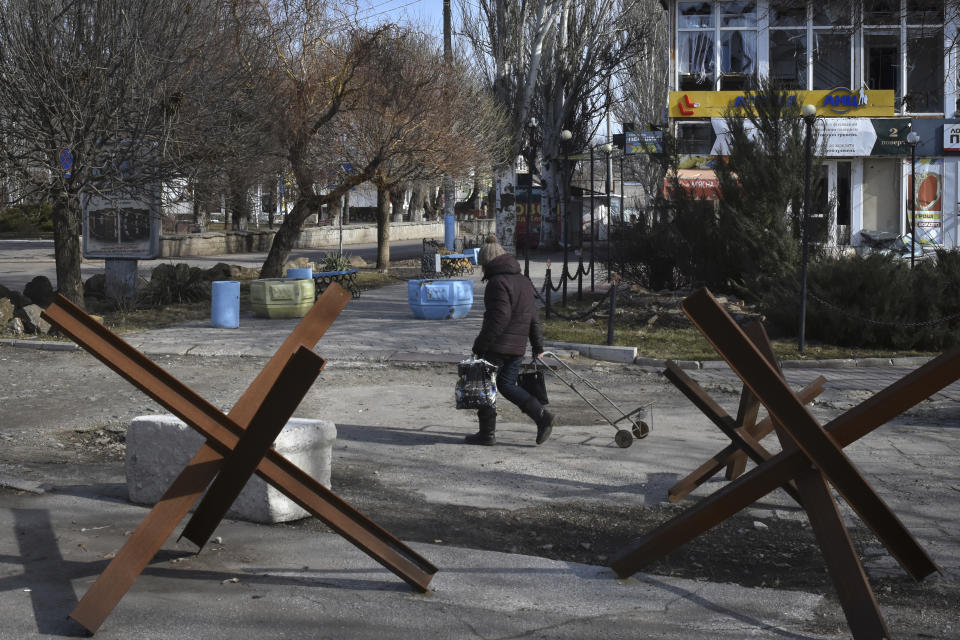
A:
542,290,936,361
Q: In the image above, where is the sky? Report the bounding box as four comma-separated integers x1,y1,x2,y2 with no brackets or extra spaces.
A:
355,0,444,33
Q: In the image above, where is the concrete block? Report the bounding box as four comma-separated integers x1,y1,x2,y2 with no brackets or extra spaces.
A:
632,356,666,369
699,360,731,370
125,414,336,524
585,344,638,363
545,341,636,363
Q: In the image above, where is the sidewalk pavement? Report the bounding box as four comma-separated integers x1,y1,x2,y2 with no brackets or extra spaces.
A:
1,247,958,639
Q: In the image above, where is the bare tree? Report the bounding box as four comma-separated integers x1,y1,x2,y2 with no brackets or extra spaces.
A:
458,0,651,250
614,0,668,208
226,0,394,278
0,0,229,305
458,0,565,251
342,27,507,271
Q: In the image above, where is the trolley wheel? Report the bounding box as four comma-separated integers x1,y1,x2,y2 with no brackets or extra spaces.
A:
632,421,650,439
615,429,634,448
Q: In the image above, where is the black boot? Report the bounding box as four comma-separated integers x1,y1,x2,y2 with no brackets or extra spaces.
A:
465,407,496,445
521,397,555,445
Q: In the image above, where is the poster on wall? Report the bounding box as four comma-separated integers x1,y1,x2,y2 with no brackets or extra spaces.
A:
82,191,161,259
908,158,943,244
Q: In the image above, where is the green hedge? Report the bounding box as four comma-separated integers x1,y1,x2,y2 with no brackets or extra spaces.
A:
761,250,960,350
0,203,54,233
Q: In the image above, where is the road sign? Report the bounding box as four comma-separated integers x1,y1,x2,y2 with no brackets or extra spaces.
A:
59,148,74,178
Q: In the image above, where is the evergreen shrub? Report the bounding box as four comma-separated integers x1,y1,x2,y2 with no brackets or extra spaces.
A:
761,250,960,350
0,203,54,233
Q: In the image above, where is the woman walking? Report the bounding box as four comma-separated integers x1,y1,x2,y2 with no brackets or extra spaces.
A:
466,235,556,446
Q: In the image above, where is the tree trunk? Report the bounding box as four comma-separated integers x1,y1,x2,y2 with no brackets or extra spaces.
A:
470,176,483,212
376,186,391,271
329,193,343,227
228,172,249,231
389,186,405,222
409,182,425,222
51,192,84,307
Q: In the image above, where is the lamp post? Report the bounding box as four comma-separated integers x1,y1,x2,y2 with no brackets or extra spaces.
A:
523,118,540,278
560,129,572,305
907,131,920,269
798,103,817,355
601,142,614,282
589,144,595,292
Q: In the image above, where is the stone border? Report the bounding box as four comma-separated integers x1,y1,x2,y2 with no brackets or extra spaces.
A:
1,336,933,370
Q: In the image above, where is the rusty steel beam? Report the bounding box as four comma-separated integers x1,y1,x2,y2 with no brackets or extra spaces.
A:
42,290,438,634
664,362,803,504
179,346,324,548
680,288,938,581
724,322,770,480
773,421,890,639
666,375,824,503
613,293,955,583
56,285,353,633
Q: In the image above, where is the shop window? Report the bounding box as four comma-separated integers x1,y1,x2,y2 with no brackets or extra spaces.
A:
813,1,851,26
905,28,944,112
770,30,806,88
679,1,714,27
907,0,943,24
720,30,756,89
676,123,715,155
770,0,806,27
812,32,852,89
768,1,852,91
864,0,901,25
678,31,715,89
719,1,756,26
865,31,901,94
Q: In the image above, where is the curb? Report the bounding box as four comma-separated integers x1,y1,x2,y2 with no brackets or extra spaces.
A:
0,338,79,351
0,336,935,370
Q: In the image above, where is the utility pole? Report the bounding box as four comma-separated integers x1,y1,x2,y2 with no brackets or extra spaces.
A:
442,0,456,249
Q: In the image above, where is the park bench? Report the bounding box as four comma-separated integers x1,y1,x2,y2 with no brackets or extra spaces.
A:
313,268,361,298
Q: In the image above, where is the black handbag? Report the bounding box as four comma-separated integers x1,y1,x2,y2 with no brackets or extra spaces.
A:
518,359,548,405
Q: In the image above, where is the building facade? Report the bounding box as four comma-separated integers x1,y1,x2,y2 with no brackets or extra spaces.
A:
666,0,959,248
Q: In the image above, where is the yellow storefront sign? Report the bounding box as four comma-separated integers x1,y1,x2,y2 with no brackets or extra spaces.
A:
669,89,895,118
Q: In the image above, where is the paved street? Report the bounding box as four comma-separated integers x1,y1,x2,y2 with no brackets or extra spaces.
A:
0,240,958,639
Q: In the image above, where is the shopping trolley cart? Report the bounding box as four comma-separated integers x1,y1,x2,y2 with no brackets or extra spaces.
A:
536,351,652,448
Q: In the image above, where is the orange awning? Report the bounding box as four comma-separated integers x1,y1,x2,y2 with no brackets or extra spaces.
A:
664,169,720,201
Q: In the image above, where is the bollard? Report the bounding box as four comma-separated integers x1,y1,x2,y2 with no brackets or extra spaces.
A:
544,264,552,321
211,280,240,328
606,274,618,346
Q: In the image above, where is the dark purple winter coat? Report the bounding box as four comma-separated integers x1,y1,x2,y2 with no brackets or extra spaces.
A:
472,253,543,357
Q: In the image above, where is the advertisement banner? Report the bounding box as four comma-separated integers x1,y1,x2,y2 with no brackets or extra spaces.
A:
870,119,913,156
625,131,663,155
669,89,895,118
711,118,912,158
908,158,943,244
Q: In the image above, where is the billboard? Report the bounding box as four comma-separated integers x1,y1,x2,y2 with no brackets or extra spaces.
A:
82,190,161,259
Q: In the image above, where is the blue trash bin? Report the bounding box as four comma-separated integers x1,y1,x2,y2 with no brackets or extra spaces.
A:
408,279,473,319
285,267,313,279
211,280,240,328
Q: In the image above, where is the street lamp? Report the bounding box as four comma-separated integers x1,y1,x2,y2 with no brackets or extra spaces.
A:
907,131,920,269
798,103,817,355
560,129,572,305
601,142,614,282
523,117,540,277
